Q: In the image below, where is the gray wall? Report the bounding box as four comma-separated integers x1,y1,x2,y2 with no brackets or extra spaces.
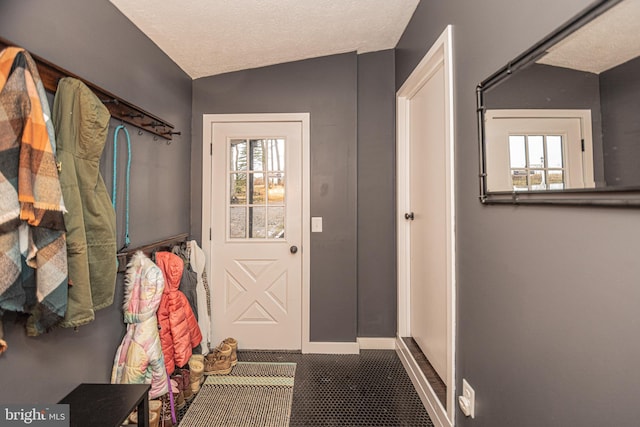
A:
0,0,192,403
397,1,640,426
357,50,397,337
191,54,359,342
600,56,640,187
485,63,605,186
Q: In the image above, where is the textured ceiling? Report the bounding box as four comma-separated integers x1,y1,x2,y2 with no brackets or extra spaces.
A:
537,0,640,74
110,0,419,79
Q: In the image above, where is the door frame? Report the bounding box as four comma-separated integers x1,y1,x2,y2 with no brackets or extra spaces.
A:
396,26,456,427
202,113,311,351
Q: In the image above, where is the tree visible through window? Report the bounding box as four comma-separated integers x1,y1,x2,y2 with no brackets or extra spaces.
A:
229,138,286,239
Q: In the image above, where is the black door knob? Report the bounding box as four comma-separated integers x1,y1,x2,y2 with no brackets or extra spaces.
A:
290,245,298,254
405,212,415,220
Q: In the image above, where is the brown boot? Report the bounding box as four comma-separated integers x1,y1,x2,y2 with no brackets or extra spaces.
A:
177,368,193,402
188,355,204,394
131,409,160,427
149,400,162,425
149,411,159,427
204,343,232,375
223,337,238,367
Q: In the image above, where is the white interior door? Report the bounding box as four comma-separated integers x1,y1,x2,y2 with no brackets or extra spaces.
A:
408,65,449,384
211,121,302,350
397,26,455,426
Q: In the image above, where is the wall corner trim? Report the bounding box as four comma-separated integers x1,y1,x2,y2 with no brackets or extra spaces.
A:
357,337,397,350
396,337,452,427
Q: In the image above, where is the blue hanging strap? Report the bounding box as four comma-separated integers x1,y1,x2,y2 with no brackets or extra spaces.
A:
112,124,132,249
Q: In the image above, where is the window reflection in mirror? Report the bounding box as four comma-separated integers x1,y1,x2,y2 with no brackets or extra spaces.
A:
508,134,565,191
484,109,594,191
479,0,640,199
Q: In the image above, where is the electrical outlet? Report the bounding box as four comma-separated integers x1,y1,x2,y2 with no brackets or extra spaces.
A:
459,378,476,418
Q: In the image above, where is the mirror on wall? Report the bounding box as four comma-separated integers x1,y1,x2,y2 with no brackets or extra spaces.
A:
477,0,640,206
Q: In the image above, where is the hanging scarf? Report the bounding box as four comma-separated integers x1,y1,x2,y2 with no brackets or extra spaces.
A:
0,47,68,344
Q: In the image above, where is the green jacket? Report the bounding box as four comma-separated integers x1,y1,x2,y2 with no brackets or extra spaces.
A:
53,77,117,328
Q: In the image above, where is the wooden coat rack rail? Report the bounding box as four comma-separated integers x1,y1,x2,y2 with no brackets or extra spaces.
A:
0,36,178,141
116,233,190,273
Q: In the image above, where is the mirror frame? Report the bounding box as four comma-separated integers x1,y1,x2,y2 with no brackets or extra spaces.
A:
477,0,640,207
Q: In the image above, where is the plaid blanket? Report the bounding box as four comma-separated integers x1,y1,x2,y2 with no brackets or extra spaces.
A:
0,47,68,346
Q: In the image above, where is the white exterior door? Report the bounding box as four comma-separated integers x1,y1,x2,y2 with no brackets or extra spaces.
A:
210,121,302,350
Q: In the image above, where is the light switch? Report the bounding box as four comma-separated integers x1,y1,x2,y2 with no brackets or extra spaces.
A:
312,217,323,232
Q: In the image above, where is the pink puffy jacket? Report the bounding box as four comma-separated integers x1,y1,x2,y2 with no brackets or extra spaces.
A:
155,251,202,375
111,251,168,399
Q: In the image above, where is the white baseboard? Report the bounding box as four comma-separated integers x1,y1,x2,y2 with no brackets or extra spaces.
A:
357,337,396,350
302,341,360,354
300,338,395,353
396,337,452,427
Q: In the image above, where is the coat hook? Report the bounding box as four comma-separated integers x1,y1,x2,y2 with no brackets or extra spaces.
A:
143,121,163,127
138,130,143,136
102,98,119,105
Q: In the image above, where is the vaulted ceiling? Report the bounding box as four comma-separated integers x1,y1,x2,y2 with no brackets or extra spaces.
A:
110,0,420,79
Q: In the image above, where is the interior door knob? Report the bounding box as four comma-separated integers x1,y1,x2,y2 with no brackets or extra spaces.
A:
290,245,298,254
405,212,415,220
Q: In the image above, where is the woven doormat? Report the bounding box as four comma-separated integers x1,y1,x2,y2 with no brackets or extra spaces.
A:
179,362,296,427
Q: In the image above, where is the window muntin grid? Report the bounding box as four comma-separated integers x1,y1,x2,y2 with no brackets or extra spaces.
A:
228,138,286,239
508,134,565,191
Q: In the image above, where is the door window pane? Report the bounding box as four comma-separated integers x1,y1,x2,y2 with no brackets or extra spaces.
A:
250,139,266,171
230,207,246,238
230,139,247,171
509,135,526,168
512,170,528,190
268,139,285,171
530,169,546,190
230,173,246,204
267,174,285,203
249,206,266,238
546,135,563,168
250,173,265,203
548,170,564,190
528,135,544,168
267,207,285,239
